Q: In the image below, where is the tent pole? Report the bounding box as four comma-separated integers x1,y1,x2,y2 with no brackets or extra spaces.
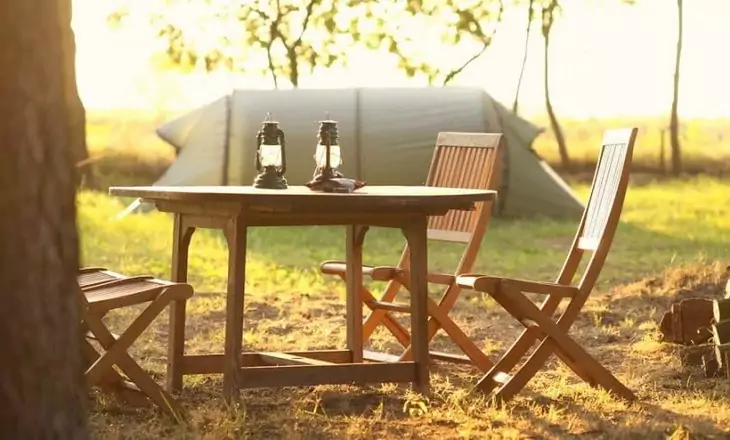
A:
221,93,233,186
354,88,363,180
483,94,509,215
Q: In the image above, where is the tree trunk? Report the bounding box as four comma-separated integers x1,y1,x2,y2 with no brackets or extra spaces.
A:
513,0,535,115
61,0,92,188
542,12,570,170
669,0,683,175
0,0,88,438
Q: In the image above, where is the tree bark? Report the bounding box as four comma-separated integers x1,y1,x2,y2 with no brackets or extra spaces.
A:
669,0,683,175
513,0,535,115
0,1,88,438
61,0,92,188
542,2,570,169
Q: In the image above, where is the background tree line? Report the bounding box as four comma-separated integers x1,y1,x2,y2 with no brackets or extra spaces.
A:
107,0,686,175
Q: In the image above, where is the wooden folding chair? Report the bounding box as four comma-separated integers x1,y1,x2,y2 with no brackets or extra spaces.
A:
320,132,503,371
456,128,639,403
78,267,193,420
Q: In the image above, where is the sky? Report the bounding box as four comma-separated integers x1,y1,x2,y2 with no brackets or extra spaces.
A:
72,0,730,118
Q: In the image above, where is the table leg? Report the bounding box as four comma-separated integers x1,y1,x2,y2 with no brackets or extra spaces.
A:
402,218,430,395
167,214,195,392
346,225,368,363
223,215,247,402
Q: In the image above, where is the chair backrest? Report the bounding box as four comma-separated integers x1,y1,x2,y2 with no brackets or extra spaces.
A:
555,128,638,293
425,132,503,244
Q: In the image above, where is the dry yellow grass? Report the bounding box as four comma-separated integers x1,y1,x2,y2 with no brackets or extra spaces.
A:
80,174,730,439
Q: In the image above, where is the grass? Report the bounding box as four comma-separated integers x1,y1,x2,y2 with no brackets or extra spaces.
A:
530,116,730,174
83,175,730,439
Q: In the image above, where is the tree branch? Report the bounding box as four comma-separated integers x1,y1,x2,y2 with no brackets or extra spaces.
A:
442,42,488,85
512,0,535,113
245,4,281,88
442,1,504,86
273,0,292,51
266,42,279,89
293,0,318,48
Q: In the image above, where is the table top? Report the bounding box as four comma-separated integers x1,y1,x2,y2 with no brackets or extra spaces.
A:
109,185,496,211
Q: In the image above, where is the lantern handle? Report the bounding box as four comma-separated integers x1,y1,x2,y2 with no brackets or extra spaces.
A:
277,128,286,175
254,130,263,172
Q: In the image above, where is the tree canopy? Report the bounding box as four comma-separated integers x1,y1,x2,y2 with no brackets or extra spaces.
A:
108,0,505,87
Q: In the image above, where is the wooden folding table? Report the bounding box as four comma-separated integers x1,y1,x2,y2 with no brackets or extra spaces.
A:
108,185,496,402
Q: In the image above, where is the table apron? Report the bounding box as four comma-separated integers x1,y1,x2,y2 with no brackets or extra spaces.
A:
153,200,469,225
171,210,429,230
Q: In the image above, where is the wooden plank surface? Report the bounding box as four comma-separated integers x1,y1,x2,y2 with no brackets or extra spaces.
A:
109,185,496,211
238,362,415,388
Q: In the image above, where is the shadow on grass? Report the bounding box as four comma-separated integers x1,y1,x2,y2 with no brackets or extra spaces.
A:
90,377,730,439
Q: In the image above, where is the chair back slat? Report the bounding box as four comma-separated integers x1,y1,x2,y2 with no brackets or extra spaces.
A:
577,140,631,251
426,132,502,240
532,128,638,341
558,128,637,292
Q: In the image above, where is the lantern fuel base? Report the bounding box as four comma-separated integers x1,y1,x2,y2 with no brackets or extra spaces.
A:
305,118,366,193
253,114,288,190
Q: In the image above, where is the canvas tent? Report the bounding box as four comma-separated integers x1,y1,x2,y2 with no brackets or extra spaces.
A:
154,87,584,218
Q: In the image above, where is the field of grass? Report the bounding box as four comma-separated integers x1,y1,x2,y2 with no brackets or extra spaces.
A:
82,174,730,439
530,116,730,174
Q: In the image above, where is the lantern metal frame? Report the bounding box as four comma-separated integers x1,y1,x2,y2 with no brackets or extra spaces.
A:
253,115,288,190
308,119,344,186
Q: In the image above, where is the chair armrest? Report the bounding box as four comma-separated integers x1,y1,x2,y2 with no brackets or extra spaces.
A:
320,260,400,281
321,261,456,285
457,274,578,297
394,271,455,286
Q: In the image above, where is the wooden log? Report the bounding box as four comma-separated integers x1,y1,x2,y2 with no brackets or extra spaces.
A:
659,298,713,345
712,320,730,345
713,298,730,323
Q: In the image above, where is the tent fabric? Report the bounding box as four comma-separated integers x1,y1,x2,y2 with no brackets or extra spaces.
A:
154,87,584,218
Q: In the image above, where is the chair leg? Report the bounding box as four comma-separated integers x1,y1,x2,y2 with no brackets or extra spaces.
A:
91,321,186,420
477,301,598,391
395,275,494,369
85,297,169,385
84,301,187,420
114,351,185,420
335,272,412,346
85,337,163,408
362,283,405,338
398,297,494,371
360,287,412,346
475,295,571,395
482,337,559,402
484,282,636,402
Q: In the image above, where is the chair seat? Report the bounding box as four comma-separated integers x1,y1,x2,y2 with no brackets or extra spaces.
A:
457,275,579,298
79,269,193,312
320,261,400,281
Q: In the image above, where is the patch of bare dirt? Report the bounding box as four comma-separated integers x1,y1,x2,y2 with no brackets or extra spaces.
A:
602,261,729,313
